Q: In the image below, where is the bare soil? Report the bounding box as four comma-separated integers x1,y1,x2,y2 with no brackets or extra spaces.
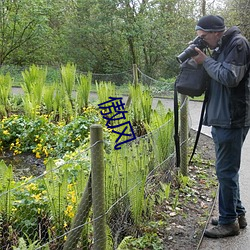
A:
159,130,217,250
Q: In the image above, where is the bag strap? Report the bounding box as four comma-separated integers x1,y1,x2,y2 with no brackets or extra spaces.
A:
174,81,208,167
189,91,208,164
174,48,210,167
174,80,180,168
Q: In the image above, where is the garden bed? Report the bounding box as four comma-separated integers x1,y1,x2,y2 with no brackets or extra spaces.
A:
0,152,45,180
0,130,217,250
0,68,217,249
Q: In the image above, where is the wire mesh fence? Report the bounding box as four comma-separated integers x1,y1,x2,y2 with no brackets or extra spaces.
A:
0,120,184,249
1,64,174,97
0,65,190,249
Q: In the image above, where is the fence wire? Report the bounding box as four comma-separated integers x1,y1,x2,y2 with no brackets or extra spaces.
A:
1,64,174,97
137,67,175,95
0,68,191,249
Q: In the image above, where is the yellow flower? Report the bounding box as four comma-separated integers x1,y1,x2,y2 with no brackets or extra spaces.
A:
14,149,22,155
26,183,37,191
36,152,41,159
67,189,77,204
21,176,32,181
43,147,49,157
71,195,76,204
12,207,17,212
10,143,14,150
65,205,74,218
32,193,42,201
3,130,9,135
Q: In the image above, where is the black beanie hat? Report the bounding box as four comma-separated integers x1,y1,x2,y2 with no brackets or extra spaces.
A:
195,15,225,32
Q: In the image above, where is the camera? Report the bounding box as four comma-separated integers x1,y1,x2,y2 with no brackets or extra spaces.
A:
176,36,208,64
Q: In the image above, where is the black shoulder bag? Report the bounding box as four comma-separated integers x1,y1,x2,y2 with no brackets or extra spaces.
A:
174,58,210,168
175,58,208,97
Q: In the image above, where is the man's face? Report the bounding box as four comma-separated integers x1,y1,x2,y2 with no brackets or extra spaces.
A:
196,30,221,49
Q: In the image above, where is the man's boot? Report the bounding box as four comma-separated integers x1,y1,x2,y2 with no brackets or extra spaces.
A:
204,222,240,238
211,214,247,229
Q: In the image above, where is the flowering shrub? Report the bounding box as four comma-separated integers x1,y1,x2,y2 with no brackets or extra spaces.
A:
1,144,91,246
0,105,100,158
0,79,176,248
12,177,49,239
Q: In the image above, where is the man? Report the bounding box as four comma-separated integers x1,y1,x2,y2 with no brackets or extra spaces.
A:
192,15,250,238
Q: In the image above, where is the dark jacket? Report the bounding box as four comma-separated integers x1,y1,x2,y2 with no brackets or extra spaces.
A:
203,26,250,128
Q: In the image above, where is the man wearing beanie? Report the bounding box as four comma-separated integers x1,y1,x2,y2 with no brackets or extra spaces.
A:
192,15,250,238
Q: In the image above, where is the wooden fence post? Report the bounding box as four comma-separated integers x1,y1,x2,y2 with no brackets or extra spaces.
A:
180,94,188,176
126,64,138,108
91,124,106,250
63,175,92,250
133,63,138,86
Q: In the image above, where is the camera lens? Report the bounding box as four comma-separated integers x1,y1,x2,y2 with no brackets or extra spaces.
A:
176,44,198,63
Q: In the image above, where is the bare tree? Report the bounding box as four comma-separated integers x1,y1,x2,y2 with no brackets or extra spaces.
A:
0,0,48,65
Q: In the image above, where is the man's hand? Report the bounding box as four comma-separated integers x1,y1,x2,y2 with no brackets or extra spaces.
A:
192,47,207,64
